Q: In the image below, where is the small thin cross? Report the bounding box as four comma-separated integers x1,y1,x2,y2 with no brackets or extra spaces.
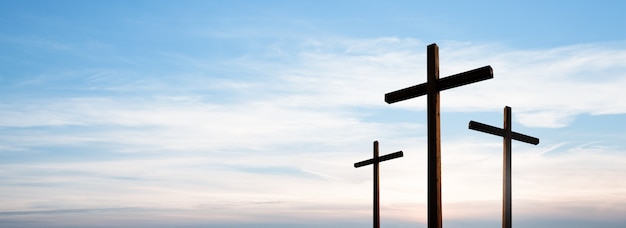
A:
385,43,493,228
468,106,539,228
354,141,404,228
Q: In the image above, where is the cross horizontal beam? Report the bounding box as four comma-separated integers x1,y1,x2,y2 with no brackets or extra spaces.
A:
469,121,539,145
354,151,404,168
385,66,493,104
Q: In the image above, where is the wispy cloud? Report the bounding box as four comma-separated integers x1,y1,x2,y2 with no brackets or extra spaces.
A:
1,37,625,226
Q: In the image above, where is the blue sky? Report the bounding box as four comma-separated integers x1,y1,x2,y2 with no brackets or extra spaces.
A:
1,1,625,227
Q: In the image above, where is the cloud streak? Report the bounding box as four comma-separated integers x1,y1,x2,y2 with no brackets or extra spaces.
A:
1,37,625,226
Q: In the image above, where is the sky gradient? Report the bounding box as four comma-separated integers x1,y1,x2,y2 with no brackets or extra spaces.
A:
1,1,626,227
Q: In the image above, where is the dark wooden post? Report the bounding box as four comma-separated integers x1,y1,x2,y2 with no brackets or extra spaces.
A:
373,141,380,228
354,141,404,228
426,44,442,228
385,43,493,228
503,106,513,228
468,106,539,228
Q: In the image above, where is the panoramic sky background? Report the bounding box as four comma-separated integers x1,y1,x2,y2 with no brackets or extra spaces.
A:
1,1,625,227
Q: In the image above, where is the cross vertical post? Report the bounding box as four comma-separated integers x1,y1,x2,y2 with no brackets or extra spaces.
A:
385,43,493,228
373,141,380,228
354,141,404,228
468,106,539,228
426,44,442,228
503,106,513,228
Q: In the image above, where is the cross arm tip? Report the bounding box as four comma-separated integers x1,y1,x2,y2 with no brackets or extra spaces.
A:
529,138,540,145
477,65,494,79
384,82,428,104
468,120,505,137
468,120,478,129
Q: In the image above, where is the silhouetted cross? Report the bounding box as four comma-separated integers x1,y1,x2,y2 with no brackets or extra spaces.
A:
354,141,403,228
468,106,539,228
385,43,493,228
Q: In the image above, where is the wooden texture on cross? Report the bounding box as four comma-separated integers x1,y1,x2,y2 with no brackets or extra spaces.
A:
385,43,493,228
468,106,539,228
354,141,403,228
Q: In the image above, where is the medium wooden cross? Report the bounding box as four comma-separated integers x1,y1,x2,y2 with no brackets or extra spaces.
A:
468,106,539,228
385,43,493,228
354,141,404,228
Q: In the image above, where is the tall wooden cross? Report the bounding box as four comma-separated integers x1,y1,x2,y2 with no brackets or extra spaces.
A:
468,106,539,228
354,141,404,228
385,43,493,228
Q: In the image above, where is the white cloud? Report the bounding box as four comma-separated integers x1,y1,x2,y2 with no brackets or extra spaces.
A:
437,42,626,127
253,38,626,128
1,38,626,225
